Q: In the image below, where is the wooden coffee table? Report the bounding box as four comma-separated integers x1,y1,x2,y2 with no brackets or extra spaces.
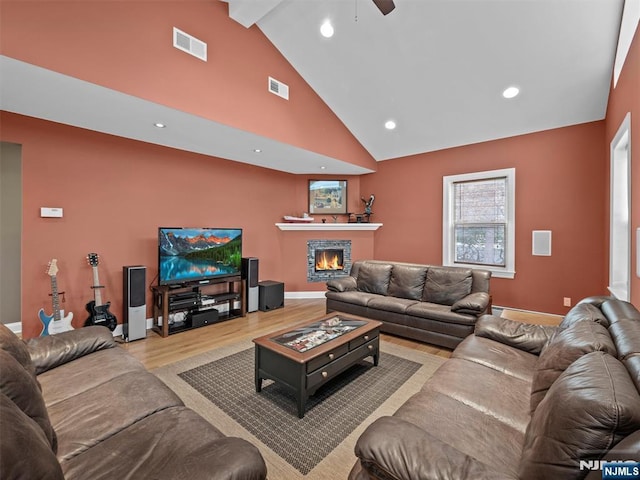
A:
253,313,382,418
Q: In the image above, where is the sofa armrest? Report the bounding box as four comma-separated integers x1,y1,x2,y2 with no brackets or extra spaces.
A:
451,292,491,315
327,276,357,292
474,315,556,354
26,326,117,375
354,417,507,480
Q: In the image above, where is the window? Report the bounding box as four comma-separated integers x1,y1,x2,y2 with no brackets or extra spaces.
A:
443,168,515,278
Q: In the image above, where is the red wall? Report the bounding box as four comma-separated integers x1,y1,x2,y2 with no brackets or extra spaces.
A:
1,112,366,338
605,24,640,306
0,0,375,172
360,122,608,314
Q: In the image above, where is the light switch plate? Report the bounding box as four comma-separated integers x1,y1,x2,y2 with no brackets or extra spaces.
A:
40,207,63,218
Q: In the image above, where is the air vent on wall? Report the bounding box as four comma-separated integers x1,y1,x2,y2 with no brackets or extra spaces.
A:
268,76,289,100
173,27,207,61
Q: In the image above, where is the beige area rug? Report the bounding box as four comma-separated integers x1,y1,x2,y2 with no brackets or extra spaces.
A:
153,340,446,479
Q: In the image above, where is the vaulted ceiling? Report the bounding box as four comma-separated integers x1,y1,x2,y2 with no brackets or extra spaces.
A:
226,0,624,160
1,0,629,174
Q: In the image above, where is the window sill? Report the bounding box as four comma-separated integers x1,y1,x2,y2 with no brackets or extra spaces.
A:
444,263,515,279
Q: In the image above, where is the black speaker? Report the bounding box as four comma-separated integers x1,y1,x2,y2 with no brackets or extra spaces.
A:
258,280,284,311
123,266,146,342
191,309,219,328
242,257,259,312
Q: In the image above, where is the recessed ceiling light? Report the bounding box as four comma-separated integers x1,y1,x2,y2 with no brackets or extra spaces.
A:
153,122,166,128
320,20,334,38
320,166,326,170
502,86,520,99
384,120,396,130
253,148,262,153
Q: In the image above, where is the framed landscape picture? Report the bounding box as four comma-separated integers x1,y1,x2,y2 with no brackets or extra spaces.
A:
309,180,347,215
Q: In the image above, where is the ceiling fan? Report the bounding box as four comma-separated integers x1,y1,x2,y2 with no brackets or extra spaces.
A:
372,0,396,15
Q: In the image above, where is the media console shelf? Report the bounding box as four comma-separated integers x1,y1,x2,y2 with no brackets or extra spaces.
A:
151,276,245,337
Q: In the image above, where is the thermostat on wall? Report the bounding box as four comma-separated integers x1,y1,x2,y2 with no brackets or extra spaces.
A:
40,207,63,218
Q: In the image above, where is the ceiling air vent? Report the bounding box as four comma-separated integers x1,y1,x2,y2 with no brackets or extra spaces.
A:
173,27,207,62
268,76,289,100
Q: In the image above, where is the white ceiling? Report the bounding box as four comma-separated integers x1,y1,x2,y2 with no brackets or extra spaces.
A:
0,0,628,174
241,0,625,160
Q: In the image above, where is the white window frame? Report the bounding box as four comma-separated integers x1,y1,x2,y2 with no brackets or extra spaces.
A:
443,168,516,279
608,112,631,301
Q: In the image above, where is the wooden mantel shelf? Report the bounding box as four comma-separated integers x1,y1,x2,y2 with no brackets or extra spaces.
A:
275,222,383,231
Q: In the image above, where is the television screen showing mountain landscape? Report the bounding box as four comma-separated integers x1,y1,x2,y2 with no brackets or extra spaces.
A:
159,228,242,285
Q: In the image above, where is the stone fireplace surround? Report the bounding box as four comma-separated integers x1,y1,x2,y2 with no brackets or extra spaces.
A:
307,239,352,282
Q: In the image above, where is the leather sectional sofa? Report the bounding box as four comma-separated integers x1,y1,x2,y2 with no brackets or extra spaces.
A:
349,296,640,480
326,260,492,349
0,324,267,480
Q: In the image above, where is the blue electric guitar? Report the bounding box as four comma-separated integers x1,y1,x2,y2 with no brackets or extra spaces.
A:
38,259,74,336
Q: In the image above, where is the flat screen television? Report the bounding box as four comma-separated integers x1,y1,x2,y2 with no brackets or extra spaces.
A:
158,227,242,286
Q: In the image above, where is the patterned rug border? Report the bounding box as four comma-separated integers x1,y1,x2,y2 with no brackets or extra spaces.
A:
152,340,446,480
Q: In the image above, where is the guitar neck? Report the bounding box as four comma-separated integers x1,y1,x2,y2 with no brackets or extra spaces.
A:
92,266,103,306
51,275,61,322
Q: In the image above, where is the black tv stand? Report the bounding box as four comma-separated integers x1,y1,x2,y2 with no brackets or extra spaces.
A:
151,276,245,337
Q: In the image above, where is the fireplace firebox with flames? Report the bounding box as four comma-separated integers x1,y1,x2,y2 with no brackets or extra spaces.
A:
315,249,344,272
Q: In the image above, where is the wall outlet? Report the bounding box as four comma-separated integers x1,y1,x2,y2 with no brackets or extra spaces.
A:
563,297,572,307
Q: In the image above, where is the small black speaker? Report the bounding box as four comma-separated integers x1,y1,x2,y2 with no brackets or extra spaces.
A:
258,280,284,311
123,266,146,341
191,309,219,328
242,257,259,312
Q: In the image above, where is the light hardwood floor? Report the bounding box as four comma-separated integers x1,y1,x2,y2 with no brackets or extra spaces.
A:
120,299,453,370
121,299,561,369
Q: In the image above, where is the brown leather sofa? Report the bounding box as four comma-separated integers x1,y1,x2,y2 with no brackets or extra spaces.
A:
326,260,492,349
0,324,267,480
349,296,640,480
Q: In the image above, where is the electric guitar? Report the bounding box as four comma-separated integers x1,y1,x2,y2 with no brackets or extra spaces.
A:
84,253,117,331
38,259,74,336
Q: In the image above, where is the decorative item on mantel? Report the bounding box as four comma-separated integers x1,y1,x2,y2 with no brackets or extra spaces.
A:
283,214,315,223
348,194,375,223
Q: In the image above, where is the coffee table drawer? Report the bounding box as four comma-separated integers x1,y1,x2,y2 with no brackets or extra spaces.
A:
306,343,349,373
349,329,379,350
306,339,378,390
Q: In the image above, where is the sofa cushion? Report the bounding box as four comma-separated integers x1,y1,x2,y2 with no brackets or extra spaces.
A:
367,296,419,314
406,302,477,326
356,263,393,295
387,264,428,301
530,321,617,413
0,350,57,451
452,334,538,382
60,406,267,480
48,371,184,462
559,302,609,330
519,352,640,480
0,393,64,480
423,267,472,306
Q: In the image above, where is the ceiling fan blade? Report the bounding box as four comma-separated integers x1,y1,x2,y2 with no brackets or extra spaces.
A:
372,0,396,15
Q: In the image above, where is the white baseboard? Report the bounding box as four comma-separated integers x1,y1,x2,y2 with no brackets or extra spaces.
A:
6,322,21,335
492,304,562,318
285,291,326,299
